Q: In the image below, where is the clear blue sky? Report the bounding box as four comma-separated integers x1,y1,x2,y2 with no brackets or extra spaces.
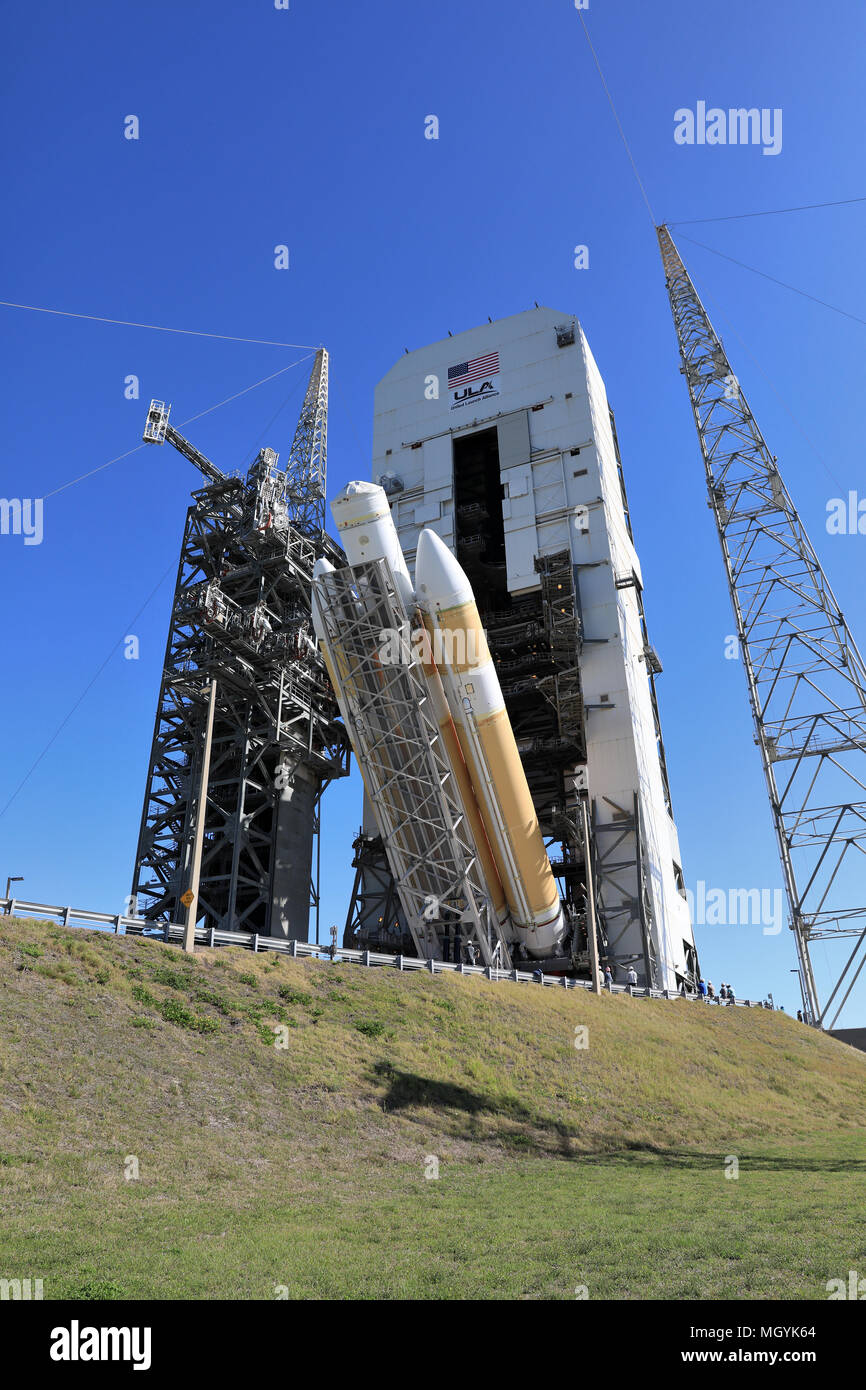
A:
2,0,864,1022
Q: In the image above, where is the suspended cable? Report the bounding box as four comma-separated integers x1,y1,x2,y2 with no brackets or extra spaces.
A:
45,353,315,498
670,196,866,227
699,285,847,493
677,233,866,328
576,13,656,228
0,298,316,350
0,560,177,823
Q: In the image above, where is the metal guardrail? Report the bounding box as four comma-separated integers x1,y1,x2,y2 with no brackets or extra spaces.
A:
0,895,773,1010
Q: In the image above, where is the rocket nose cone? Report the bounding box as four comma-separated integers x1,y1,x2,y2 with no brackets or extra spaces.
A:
331,480,390,531
336,480,381,499
415,528,471,611
310,558,334,642
312,557,336,581
332,480,387,510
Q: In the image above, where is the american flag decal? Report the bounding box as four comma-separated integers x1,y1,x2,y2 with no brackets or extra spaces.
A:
447,352,500,387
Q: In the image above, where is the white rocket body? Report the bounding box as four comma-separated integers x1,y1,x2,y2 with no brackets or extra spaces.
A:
329,480,415,611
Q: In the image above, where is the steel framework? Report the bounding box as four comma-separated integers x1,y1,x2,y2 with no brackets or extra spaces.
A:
317,558,512,968
131,350,350,938
658,224,866,1026
284,349,329,538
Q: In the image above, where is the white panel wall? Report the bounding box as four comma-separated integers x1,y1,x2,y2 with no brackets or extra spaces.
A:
370,307,697,987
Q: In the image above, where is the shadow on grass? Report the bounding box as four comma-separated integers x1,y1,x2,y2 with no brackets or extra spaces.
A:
370,1064,866,1172
588,1143,866,1173
370,1060,576,1155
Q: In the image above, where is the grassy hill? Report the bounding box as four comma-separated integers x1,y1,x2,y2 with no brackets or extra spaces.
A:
1,914,865,1300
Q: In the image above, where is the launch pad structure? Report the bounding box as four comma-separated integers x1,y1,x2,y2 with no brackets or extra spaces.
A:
130,245,866,1022
130,351,350,939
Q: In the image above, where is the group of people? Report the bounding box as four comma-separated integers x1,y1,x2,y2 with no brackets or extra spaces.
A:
696,978,736,1003
602,965,639,990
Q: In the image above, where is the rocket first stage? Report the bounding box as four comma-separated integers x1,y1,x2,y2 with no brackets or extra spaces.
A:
312,481,566,960
415,528,565,958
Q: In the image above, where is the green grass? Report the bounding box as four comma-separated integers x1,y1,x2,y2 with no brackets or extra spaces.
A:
1,915,864,1300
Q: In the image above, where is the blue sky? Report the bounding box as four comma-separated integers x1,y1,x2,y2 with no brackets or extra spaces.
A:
1,0,864,1021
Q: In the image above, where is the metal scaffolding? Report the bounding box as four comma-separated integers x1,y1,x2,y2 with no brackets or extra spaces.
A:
316,558,512,968
658,224,866,1026
131,351,350,938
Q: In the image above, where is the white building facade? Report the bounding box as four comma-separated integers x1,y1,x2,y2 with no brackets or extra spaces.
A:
362,308,697,989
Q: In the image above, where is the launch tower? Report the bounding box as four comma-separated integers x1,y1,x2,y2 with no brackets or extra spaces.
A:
131,351,350,939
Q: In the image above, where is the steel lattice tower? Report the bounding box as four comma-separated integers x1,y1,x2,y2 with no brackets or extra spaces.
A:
131,349,350,939
658,225,866,1026
284,348,329,538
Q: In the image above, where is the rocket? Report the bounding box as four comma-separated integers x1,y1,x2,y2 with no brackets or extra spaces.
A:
415,527,566,958
312,480,565,960
310,486,428,874
313,483,509,933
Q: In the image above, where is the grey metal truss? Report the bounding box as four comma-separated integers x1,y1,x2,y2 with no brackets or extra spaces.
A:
316,557,512,968
658,223,866,1026
342,830,409,952
592,792,660,989
131,356,350,938
284,348,328,538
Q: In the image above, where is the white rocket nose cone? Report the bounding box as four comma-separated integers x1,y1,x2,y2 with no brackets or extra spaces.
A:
332,480,390,530
336,480,380,500
312,556,336,581
415,528,471,611
310,557,336,644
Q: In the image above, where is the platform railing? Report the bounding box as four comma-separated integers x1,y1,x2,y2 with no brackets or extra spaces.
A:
1,895,772,1009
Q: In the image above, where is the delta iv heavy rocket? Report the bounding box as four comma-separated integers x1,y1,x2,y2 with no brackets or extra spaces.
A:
311,481,566,961
415,528,566,959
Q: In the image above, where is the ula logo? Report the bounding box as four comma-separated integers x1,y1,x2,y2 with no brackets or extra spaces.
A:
453,381,496,402
50,1320,152,1371
448,352,500,411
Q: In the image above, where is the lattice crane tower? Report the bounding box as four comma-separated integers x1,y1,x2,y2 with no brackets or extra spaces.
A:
658,225,866,1027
